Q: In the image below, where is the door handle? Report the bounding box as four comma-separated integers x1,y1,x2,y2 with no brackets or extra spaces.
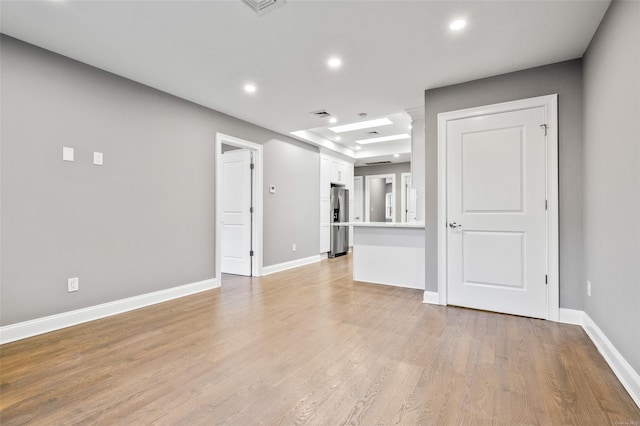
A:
448,222,462,229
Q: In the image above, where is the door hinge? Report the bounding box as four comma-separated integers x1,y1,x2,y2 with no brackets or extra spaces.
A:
250,250,254,257
545,200,548,210
540,124,548,136
250,163,255,170
545,274,548,285
250,207,254,213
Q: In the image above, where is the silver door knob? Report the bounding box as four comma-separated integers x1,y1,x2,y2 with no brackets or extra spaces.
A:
449,222,462,228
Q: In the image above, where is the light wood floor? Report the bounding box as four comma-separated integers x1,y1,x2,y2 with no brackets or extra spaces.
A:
1,255,638,425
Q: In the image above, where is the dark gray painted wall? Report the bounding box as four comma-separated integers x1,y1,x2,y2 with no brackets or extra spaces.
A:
0,36,319,325
583,0,639,373
424,59,584,309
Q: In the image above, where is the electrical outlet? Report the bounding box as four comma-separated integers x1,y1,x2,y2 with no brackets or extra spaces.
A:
68,277,79,293
587,280,591,297
93,152,104,165
292,243,296,252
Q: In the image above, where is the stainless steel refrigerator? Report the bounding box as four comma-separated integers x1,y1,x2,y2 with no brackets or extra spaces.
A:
329,186,349,258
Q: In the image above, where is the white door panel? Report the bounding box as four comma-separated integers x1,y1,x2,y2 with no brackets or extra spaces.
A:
447,106,547,318
222,150,252,276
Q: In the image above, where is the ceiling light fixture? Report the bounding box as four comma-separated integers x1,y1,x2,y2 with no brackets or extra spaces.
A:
329,117,393,133
335,136,341,141
355,146,361,150
329,117,338,124
394,154,400,158
355,133,410,145
328,57,342,69
244,83,257,93
450,19,467,31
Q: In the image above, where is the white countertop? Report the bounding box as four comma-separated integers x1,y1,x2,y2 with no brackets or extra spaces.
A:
332,222,425,229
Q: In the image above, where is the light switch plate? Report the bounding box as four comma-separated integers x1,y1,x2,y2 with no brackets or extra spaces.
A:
63,147,74,162
93,152,104,165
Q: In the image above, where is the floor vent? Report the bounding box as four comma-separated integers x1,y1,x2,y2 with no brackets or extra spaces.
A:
242,0,286,16
364,161,392,166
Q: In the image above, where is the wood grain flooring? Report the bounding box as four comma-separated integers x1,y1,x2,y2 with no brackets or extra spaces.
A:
1,255,638,425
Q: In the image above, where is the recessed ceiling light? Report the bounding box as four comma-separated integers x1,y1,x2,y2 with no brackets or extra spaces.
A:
356,134,410,145
335,136,341,141
329,117,338,124
408,124,413,130
329,118,393,133
355,146,361,150
450,19,466,31
328,57,342,68
394,154,400,158
244,83,257,93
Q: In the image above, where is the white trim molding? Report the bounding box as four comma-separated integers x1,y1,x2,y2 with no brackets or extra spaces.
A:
557,309,640,409
422,291,439,305
262,255,322,276
0,278,218,345
558,308,583,326
582,312,640,409
437,94,560,320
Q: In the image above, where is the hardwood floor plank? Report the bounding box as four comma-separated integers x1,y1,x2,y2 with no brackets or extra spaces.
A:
1,255,638,425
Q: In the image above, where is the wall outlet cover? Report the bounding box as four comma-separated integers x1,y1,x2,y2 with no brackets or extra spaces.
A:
68,277,79,293
93,152,104,165
63,147,74,162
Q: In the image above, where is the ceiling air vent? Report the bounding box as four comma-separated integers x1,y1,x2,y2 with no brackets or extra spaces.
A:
364,161,393,166
310,110,331,118
367,131,380,135
242,0,286,16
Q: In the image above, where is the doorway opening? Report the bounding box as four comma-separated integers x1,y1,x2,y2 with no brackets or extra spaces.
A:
364,174,396,222
215,133,263,285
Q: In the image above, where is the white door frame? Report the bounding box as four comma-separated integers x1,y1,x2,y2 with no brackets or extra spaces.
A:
353,176,364,222
400,172,412,222
364,174,396,222
215,133,263,283
436,94,559,321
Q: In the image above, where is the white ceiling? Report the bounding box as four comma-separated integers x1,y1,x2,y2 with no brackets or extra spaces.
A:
0,0,609,160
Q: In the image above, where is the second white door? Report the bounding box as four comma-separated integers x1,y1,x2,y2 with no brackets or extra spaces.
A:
446,105,548,318
222,149,252,276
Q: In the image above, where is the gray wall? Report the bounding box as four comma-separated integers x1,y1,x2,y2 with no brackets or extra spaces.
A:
355,162,411,222
583,0,639,374
0,36,319,326
368,178,388,222
424,60,584,309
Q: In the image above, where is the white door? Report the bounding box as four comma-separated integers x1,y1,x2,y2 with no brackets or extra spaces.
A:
446,106,547,318
221,150,252,276
353,176,364,222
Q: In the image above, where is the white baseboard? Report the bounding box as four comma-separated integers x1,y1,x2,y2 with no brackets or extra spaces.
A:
261,255,322,276
582,312,640,409
0,278,218,345
557,308,639,409
558,308,583,325
422,291,440,305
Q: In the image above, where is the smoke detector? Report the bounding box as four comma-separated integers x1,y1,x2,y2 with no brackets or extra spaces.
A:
242,0,286,16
